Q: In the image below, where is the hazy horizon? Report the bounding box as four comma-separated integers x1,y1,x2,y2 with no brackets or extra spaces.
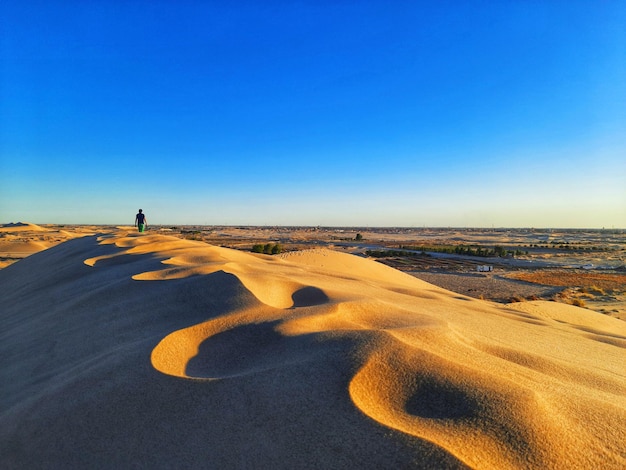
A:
1,2,624,228
3,221,624,231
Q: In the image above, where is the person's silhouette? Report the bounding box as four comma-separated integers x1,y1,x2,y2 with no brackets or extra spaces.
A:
135,209,147,232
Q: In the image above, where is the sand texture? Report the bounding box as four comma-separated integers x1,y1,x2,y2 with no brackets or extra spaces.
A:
0,223,96,269
1,231,625,469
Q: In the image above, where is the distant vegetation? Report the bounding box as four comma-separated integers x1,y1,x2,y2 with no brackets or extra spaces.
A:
367,245,527,259
182,230,202,241
529,241,615,251
252,243,283,255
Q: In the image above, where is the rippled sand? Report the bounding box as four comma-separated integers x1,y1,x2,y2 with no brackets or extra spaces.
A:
1,231,625,469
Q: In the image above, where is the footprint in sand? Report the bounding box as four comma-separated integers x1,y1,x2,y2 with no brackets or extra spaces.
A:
290,286,330,308
185,321,324,379
405,379,480,420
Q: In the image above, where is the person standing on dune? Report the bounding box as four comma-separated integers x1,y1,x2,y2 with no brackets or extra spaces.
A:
135,209,147,233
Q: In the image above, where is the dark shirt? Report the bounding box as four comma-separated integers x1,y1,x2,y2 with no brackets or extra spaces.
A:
136,213,145,224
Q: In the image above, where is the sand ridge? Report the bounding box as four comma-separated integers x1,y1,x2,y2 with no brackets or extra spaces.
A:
0,222,49,232
1,231,625,469
0,222,96,268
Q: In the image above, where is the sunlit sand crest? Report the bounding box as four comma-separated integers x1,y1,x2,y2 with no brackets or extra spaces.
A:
2,231,625,468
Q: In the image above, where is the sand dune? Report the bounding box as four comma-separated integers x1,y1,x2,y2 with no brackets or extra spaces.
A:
0,222,49,232
0,239,50,253
1,231,625,469
0,223,94,269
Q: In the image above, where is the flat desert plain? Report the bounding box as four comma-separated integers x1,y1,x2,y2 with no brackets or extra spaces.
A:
1,223,625,469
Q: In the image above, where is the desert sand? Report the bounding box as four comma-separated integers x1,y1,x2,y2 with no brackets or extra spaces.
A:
0,222,97,269
1,229,625,469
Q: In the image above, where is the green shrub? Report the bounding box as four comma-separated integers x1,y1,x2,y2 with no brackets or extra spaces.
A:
252,243,282,255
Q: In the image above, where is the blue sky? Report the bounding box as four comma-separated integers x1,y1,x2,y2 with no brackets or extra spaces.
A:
1,1,624,227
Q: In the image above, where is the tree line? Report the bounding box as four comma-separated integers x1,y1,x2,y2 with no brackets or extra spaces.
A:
367,245,527,258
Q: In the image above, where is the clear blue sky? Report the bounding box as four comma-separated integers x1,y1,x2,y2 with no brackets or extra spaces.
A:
1,1,625,227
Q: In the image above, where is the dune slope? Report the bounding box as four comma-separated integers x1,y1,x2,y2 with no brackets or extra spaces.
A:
1,232,625,469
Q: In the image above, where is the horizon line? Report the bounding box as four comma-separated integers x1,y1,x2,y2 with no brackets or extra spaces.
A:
6,222,624,231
